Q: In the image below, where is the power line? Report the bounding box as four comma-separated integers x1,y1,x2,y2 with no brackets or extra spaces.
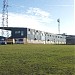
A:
2,0,9,37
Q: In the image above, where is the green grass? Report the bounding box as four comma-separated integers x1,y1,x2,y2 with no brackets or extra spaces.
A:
0,44,75,75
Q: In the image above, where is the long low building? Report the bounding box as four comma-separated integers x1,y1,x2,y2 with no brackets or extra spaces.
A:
0,27,66,44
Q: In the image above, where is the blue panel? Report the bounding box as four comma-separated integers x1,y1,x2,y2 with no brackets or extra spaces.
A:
11,28,27,38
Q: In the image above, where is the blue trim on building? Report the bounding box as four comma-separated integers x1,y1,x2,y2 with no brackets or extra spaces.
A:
11,28,27,38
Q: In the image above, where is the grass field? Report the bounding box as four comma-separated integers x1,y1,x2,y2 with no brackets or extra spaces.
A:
0,44,75,75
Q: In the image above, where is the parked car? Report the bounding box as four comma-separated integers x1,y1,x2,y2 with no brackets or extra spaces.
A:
0,36,6,45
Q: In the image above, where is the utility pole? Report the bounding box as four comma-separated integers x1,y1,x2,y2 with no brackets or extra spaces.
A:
57,18,60,34
2,0,9,37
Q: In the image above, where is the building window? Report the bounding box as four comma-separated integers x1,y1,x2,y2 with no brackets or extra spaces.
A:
28,29,30,31
56,36,57,38
15,31,20,34
21,31,24,36
50,35,51,37
47,34,49,36
47,39,49,41
54,39,55,42
41,33,44,36
32,32,35,35
60,37,62,38
34,38,37,40
28,29,30,34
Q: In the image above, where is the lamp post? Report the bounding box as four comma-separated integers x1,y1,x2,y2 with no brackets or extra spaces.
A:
57,19,60,34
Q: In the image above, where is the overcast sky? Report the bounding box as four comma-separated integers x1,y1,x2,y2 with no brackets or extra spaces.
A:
0,0,74,35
